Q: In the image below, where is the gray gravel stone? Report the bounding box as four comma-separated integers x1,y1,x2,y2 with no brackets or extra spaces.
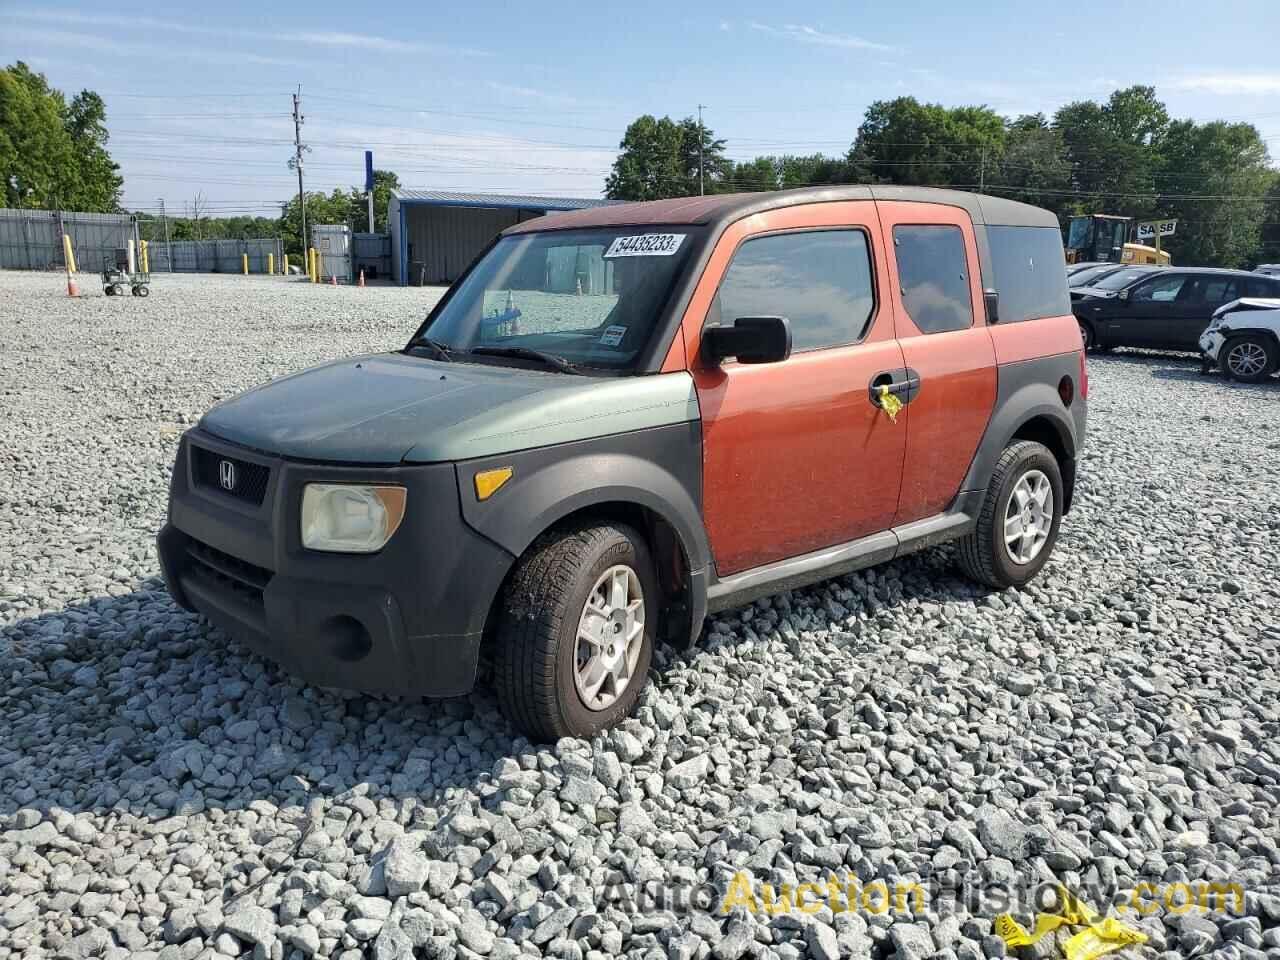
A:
2,273,1279,958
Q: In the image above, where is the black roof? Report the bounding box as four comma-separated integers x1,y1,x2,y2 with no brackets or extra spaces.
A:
506,185,1059,235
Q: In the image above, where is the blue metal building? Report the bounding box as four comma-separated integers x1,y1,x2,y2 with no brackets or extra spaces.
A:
388,189,615,286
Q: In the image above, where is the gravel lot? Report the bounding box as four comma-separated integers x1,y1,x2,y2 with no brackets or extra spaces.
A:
1,269,1278,960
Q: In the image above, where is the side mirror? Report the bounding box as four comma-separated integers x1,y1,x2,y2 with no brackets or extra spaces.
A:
701,316,792,365
984,289,1000,324
1118,289,1130,301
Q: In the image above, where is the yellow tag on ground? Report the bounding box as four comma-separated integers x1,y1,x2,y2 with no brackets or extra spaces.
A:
995,887,1146,960
877,384,903,423
1064,919,1148,960
994,912,1070,947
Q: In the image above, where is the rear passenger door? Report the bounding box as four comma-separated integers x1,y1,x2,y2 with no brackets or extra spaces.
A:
686,202,908,576
875,201,997,526
1180,276,1241,348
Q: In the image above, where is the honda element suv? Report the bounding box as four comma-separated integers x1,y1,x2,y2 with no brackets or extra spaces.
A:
158,186,1087,741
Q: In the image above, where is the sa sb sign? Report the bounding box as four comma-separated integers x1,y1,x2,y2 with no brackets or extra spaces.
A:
1137,219,1177,242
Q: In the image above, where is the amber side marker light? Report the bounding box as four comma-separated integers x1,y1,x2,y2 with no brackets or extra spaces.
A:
475,467,514,501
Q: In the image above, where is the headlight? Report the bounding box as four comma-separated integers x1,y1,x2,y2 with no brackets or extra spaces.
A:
300,484,406,553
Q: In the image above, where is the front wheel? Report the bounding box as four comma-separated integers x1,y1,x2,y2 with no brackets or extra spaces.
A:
1220,335,1276,383
956,441,1063,588
494,523,655,741
1078,320,1095,351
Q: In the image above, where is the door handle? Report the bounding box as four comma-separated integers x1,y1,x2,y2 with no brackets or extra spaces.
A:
868,371,922,405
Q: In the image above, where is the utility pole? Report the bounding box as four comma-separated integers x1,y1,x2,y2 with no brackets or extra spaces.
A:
291,87,308,256
697,104,706,196
979,144,987,193
158,198,173,272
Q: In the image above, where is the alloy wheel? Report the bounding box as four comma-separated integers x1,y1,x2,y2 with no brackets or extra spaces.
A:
1004,469,1053,564
1226,341,1267,378
574,564,645,711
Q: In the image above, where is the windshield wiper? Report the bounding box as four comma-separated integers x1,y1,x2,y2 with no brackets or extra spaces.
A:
469,345,581,374
409,336,454,362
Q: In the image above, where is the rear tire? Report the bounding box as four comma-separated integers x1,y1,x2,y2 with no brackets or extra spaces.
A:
494,522,655,741
957,440,1063,589
1220,335,1276,383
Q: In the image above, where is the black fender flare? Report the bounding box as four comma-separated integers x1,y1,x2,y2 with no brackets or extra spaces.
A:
961,372,1080,499
454,425,711,626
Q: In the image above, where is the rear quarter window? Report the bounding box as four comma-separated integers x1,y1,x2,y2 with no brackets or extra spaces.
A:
892,225,973,334
987,225,1072,323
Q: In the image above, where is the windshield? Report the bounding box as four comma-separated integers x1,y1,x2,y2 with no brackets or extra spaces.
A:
1066,217,1093,251
413,227,697,372
1070,265,1122,286
1092,267,1153,291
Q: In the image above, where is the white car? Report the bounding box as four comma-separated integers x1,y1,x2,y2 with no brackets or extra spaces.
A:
1200,298,1280,382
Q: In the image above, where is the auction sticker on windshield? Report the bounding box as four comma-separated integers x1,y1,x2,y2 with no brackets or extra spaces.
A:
603,234,686,258
600,324,627,347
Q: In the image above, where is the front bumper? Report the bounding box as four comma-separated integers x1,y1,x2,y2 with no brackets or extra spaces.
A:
1199,329,1226,363
157,430,515,697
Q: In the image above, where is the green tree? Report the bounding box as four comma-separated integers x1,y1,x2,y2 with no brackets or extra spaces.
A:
1153,120,1272,268
64,90,122,210
605,115,727,200
848,97,1005,188
279,188,352,257
344,168,400,233
1052,86,1168,219
720,154,849,193
996,114,1072,217
1260,176,1280,268
0,62,120,210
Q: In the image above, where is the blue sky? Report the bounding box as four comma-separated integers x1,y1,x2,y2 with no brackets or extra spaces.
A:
4,0,1279,220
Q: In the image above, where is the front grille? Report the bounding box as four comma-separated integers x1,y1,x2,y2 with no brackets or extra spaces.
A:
185,538,272,607
191,446,270,505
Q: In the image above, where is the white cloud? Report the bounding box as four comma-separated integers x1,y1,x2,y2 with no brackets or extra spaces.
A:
719,20,732,32
297,31,421,52
7,9,486,57
485,81,580,108
749,22,896,53
1167,73,1280,96
4,26,301,66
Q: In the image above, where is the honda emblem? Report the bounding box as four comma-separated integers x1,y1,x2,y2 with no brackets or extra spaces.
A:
219,459,237,491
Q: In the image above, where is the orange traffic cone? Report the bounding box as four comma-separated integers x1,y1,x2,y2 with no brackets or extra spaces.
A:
358,269,365,288
330,274,337,286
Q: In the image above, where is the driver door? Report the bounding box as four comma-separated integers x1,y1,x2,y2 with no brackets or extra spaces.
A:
683,202,907,576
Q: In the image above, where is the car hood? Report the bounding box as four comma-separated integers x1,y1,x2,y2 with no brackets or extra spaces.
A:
199,352,699,464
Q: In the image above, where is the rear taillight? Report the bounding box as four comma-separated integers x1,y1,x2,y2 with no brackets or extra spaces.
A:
1079,349,1089,399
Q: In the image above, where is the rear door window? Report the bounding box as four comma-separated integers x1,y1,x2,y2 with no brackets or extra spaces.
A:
892,225,973,334
1192,277,1240,305
1131,274,1187,303
1245,277,1280,298
713,229,876,352
987,225,1072,322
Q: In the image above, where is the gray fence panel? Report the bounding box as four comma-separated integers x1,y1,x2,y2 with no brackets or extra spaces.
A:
138,238,283,274
0,208,136,272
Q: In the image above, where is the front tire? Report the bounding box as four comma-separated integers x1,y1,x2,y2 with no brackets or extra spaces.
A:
495,523,656,741
1220,335,1276,383
1078,320,1095,352
957,441,1063,589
